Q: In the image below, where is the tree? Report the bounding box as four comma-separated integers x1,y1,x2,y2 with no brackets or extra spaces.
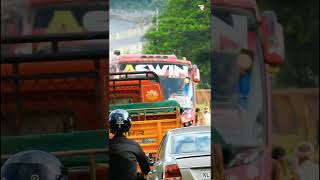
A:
143,0,211,88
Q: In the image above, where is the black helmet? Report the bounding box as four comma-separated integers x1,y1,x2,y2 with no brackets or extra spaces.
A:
109,109,131,134
1,150,67,180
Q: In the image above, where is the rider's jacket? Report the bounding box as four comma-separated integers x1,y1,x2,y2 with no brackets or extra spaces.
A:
110,134,150,180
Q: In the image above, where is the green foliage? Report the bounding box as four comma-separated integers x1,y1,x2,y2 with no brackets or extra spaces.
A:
258,0,319,88
143,0,211,88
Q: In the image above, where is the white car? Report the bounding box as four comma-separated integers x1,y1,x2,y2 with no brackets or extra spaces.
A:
147,126,211,180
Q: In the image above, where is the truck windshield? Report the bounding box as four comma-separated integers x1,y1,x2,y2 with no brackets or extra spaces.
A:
160,77,194,108
119,63,194,108
212,8,266,149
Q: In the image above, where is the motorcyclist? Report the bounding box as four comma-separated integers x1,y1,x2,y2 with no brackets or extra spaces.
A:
109,109,150,180
1,150,67,180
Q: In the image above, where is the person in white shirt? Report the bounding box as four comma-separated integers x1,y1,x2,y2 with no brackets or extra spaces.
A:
203,106,211,126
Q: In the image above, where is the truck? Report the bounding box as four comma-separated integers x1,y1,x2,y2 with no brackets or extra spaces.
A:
211,0,285,179
108,71,182,163
1,32,109,180
1,1,109,179
111,54,201,127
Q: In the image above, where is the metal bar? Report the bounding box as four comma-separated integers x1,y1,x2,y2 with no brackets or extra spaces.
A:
111,79,115,104
109,77,158,81
109,91,139,94
139,79,142,102
1,31,109,44
109,71,158,76
52,148,108,157
109,71,159,82
101,61,108,130
1,50,108,63
109,106,177,112
52,40,58,53
109,84,140,88
13,64,21,135
1,148,109,160
89,155,97,180
1,72,98,81
94,59,103,128
67,163,109,175
108,77,157,82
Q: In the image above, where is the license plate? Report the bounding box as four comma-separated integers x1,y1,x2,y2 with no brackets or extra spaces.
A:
201,170,211,179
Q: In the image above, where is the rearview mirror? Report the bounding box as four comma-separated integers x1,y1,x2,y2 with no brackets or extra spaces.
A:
192,65,200,83
261,11,285,65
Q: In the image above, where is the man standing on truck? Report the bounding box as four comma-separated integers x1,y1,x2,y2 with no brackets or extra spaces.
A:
109,109,150,180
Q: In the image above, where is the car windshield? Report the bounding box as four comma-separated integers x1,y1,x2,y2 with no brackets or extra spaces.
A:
212,8,266,148
171,132,211,155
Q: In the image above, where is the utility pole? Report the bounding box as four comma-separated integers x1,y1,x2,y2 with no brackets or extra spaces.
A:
156,7,159,31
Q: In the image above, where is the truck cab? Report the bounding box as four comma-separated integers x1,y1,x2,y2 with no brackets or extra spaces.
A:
112,54,201,127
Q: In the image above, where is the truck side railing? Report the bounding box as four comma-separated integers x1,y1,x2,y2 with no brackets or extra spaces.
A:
109,106,181,121
1,31,109,180
109,71,160,102
109,106,181,154
1,31,109,61
109,71,159,81
1,31,108,129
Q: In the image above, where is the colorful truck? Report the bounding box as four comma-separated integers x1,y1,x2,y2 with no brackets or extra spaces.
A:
108,71,182,163
211,0,285,179
112,54,201,127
